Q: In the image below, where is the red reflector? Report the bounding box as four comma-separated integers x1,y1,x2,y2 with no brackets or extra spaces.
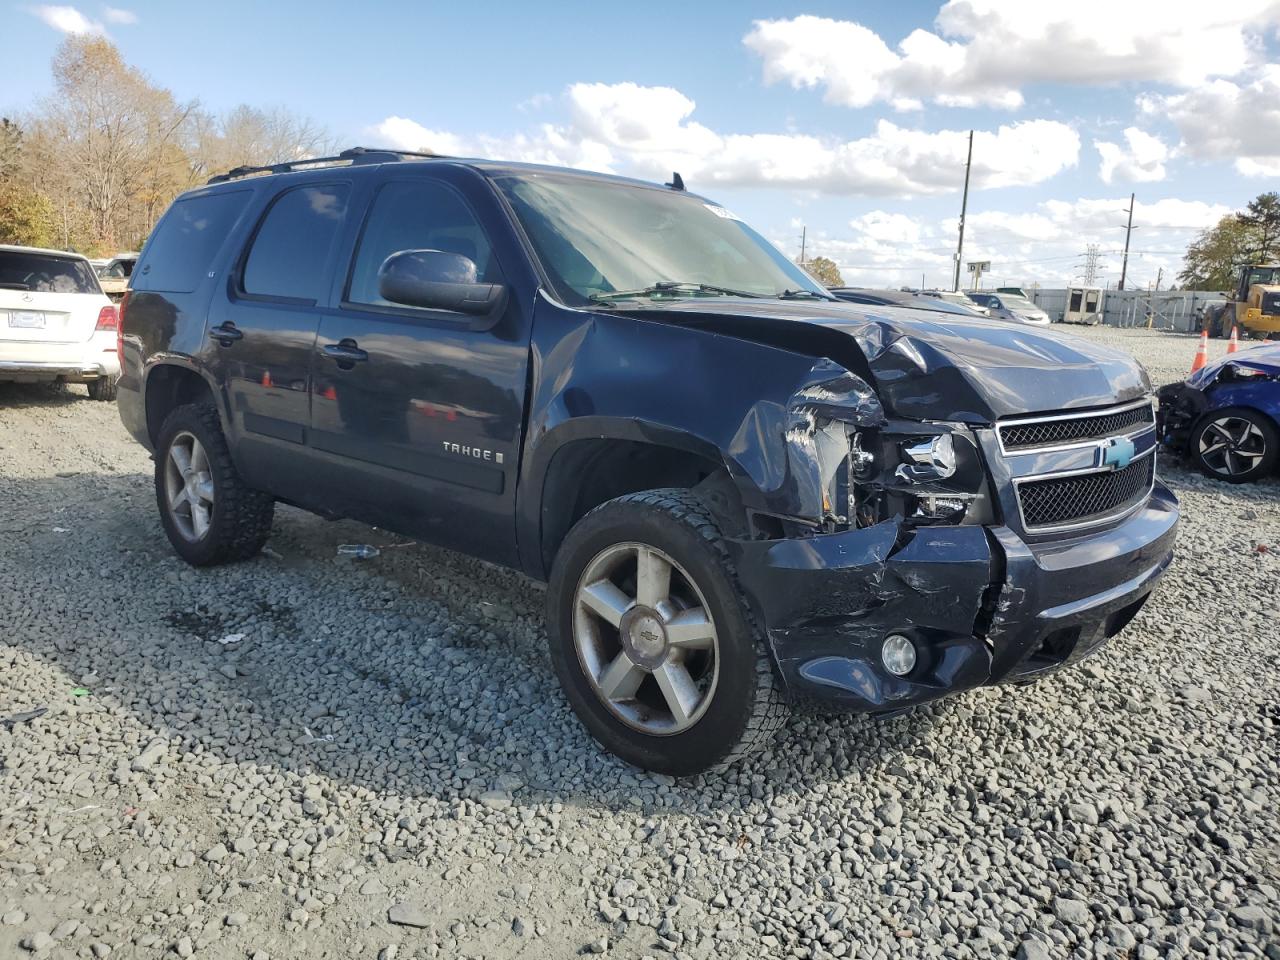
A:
96,304,119,331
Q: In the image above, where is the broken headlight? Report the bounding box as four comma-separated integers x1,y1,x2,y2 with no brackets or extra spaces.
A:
884,426,994,525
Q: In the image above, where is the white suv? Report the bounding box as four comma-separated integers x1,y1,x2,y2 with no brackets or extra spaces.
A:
0,245,120,400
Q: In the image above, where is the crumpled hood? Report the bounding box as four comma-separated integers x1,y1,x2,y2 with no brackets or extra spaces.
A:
1189,343,1280,388
621,299,1152,422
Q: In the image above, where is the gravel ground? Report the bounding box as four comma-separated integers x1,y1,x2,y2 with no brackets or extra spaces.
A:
1,326,1277,960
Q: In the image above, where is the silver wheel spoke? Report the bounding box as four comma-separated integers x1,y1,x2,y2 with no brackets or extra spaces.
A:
191,438,209,475
636,546,672,608
579,580,633,628
654,662,700,725
597,652,646,700
169,486,191,509
195,477,216,503
1200,440,1227,455
169,443,192,475
665,607,716,650
190,501,211,538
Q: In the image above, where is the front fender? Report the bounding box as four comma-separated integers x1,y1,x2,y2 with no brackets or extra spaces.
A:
516,295,884,575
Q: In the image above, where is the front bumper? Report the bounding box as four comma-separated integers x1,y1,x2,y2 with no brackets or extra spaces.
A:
729,482,1179,713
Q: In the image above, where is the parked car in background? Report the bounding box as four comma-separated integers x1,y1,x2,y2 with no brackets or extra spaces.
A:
117,148,1178,774
967,291,1051,326
1158,345,1280,483
920,289,990,316
828,287,987,317
0,244,119,400
96,253,139,301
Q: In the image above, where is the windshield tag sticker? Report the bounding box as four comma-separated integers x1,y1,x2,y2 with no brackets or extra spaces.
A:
704,204,743,221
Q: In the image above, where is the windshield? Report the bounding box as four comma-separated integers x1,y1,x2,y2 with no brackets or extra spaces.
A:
495,174,829,305
999,294,1042,313
1245,267,1279,287
0,251,101,294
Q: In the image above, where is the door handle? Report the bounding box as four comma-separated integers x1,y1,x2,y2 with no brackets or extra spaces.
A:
323,339,368,366
209,322,243,346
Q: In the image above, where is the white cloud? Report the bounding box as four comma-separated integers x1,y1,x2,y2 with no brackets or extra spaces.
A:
372,82,1080,198
848,211,922,245
1095,128,1170,184
29,4,103,34
102,6,137,24
744,3,1280,111
1140,65,1280,177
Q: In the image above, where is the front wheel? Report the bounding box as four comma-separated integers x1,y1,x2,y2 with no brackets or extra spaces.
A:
1190,407,1279,483
547,489,786,776
154,403,275,565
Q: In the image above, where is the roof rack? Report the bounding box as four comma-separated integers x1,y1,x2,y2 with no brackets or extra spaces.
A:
206,146,442,185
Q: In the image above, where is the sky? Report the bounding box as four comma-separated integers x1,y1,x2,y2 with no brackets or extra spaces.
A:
7,0,1280,291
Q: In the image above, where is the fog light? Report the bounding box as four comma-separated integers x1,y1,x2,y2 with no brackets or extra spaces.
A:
881,634,917,677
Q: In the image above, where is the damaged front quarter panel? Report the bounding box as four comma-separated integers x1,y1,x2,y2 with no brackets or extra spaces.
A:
781,359,887,523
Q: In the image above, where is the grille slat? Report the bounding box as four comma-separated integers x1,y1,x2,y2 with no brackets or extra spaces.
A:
1017,454,1154,529
1000,404,1153,450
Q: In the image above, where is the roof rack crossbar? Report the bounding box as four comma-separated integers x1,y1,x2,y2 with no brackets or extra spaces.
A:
206,146,442,185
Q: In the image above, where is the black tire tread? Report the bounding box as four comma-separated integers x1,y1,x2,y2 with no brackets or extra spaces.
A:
578,487,787,770
87,376,118,401
156,402,274,565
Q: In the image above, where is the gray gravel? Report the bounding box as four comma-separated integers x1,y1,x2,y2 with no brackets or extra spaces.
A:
1,327,1278,960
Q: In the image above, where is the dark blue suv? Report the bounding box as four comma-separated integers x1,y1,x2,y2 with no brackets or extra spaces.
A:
117,148,1179,774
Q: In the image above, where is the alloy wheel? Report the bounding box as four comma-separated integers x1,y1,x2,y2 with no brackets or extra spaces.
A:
163,431,216,541
1198,416,1267,477
572,542,720,735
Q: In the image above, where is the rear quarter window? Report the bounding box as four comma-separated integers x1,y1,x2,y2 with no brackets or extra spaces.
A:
0,251,101,294
135,190,252,294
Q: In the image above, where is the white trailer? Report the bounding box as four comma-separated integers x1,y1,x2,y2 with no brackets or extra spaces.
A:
1062,286,1104,325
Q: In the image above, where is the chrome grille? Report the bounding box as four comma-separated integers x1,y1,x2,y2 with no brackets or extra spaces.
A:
1017,452,1154,530
1000,402,1153,450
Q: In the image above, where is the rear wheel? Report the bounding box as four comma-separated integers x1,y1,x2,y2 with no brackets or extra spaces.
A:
154,403,274,565
547,489,786,776
1190,407,1278,483
86,376,117,401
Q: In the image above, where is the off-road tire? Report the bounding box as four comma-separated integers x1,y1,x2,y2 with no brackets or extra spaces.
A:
154,402,274,566
547,488,787,776
86,376,118,401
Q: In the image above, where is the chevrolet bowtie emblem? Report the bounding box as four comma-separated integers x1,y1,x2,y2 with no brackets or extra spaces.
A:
1099,436,1135,470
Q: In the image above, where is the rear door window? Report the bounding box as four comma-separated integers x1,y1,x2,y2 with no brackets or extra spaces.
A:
135,190,251,294
0,251,100,294
242,184,351,303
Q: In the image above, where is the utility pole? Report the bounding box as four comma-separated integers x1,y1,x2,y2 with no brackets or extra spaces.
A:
1154,266,1163,291
952,130,974,292
1119,193,1135,291
799,226,806,266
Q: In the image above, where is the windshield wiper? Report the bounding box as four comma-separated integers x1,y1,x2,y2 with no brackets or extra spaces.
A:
778,289,831,300
590,281,766,303
0,282,31,291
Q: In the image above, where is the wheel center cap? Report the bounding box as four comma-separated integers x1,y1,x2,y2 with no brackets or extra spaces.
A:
619,606,668,667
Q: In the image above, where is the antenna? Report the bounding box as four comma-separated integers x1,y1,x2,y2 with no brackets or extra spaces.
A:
666,172,685,191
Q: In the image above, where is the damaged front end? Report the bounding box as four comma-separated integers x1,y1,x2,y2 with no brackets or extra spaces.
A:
728,359,1005,712
728,357,1178,715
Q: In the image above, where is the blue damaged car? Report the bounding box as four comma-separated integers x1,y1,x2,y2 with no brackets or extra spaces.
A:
1158,345,1280,483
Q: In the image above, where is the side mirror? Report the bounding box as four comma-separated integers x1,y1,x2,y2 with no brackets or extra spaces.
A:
377,249,507,328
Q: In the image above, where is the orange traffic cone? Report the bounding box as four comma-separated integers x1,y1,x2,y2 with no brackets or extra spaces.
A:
261,370,274,388
1228,325,1239,354
1190,331,1208,373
